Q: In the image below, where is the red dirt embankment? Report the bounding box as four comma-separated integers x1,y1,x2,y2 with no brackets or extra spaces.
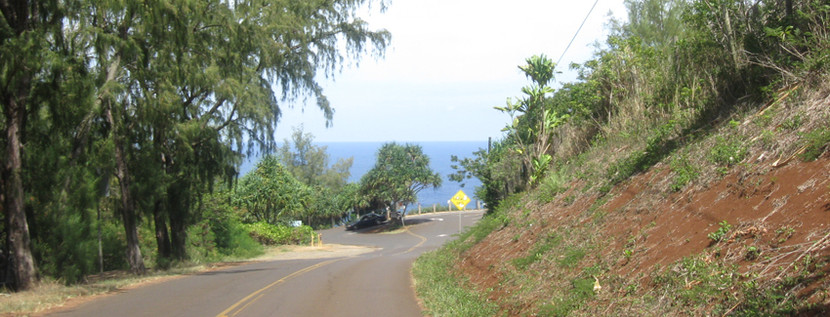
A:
456,154,829,314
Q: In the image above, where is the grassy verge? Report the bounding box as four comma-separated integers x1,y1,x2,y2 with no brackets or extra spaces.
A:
412,249,498,317
411,205,514,316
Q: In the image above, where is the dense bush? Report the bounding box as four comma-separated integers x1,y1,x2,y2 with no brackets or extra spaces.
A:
242,222,315,246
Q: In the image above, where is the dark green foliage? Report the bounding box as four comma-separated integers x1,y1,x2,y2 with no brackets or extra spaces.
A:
360,143,442,213
32,214,127,284
1,0,390,287
708,135,749,170
800,127,830,161
606,121,680,186
450,140,525,212
242,222,314,246
670,153,699,191
199,191,263,259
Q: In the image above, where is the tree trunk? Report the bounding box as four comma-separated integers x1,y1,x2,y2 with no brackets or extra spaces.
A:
153,199,172,261
169,214,187,261
167,182,188,261
3,95,36,291
105,102,146,275
0,0,40,292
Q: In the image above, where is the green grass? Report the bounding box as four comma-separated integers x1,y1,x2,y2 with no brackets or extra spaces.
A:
648,254,818,316
708,135,748,168
511,233,562,270
412,249,499,317
537,277,596,316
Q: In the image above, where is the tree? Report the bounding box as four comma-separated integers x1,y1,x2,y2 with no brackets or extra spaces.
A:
495,55,569,185
450,141,524,212
235,156,310,225
277,126,353,190
360,143,441,218
82,0,390,270
0,0,68,290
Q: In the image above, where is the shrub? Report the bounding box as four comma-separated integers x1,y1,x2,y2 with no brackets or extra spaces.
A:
243,222,314,245
708,136,748,168
670,153,699,191
800,127,830,161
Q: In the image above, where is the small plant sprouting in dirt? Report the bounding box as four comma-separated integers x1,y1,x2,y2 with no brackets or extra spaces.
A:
745,245,761,261
775,226,796,243
759,129,776,150
708,221,733,243
563,195,575,206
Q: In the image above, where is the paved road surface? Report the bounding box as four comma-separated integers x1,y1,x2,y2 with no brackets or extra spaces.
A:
47,211,483,317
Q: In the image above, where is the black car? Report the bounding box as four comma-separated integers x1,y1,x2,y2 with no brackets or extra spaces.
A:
345,212,387,230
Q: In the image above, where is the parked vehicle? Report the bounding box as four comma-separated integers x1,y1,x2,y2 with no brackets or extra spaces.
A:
345,212,387,230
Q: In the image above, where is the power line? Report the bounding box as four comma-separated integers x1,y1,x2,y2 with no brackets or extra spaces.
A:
555,0,601,70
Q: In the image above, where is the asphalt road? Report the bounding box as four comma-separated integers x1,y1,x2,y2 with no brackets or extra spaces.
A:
47,210,484,317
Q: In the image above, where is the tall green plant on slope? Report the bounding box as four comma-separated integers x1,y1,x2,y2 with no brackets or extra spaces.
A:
495,55,570,185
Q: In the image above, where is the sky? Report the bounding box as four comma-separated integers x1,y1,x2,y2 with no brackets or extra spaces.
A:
275,0,629,143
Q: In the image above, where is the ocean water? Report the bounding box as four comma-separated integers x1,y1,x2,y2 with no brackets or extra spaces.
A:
240,141,488,210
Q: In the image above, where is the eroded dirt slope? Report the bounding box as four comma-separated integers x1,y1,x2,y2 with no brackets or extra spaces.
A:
456,154,829,315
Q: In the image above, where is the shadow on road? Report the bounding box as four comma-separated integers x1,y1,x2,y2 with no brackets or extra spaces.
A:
197,267,269,276
350,217,435,234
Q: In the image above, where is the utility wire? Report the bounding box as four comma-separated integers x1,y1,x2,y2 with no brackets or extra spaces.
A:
555,0,601,70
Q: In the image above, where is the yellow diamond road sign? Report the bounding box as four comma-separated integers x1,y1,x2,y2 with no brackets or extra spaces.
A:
450,190,471,210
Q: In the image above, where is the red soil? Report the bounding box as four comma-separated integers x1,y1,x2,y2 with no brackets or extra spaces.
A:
455,154,830,314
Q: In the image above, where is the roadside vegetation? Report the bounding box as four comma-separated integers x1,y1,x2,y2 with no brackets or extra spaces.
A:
0,0,448,299
428,0,830,315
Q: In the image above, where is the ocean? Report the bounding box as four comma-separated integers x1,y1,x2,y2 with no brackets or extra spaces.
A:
239,141,489,210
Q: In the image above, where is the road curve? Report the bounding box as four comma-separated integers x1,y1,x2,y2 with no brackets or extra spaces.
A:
46,211,483,317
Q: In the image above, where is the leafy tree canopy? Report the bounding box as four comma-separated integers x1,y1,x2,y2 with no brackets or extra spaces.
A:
277,126,353,189
360,143,441,214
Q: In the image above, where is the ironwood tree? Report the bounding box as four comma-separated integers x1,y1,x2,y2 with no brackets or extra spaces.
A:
0,0,390,287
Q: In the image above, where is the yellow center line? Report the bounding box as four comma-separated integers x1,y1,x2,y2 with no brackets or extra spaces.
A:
216,258,343,317
395,227,427,256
